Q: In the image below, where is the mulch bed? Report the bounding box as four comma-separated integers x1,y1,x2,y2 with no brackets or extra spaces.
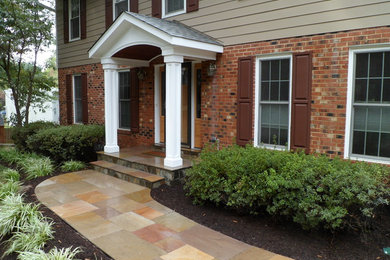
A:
0,166,113,260
151,181,390,260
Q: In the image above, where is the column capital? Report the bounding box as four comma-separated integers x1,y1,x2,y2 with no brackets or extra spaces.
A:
164,55,184,64
101,57,119,70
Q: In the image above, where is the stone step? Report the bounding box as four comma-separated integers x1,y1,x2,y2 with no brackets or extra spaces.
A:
90,160,165,189
96,152,190,184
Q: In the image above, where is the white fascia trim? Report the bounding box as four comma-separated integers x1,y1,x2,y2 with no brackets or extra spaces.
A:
254,53,293,150
344,44,390,163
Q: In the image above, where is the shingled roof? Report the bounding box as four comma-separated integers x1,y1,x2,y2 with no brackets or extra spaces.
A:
126,12,223,46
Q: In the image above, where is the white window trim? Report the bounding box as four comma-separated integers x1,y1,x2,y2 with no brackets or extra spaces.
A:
69,0,81,42
113,0,130,21
118,69,131,130
162,0,186,18
254,54,293,151
72,74,82,124
344,45,390,164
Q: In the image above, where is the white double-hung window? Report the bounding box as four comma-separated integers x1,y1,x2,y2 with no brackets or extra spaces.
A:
163,0,185,17
256,56,292,148
346,47,390,163
69,0,80,41
114,0,129,19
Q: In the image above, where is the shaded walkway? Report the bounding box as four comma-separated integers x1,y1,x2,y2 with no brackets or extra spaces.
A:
36,170,293,260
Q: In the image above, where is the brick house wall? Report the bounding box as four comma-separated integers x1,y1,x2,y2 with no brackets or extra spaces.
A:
59,25,390,156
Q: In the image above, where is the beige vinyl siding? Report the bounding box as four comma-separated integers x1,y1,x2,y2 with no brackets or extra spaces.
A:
57,0,390,68
172,0,390,45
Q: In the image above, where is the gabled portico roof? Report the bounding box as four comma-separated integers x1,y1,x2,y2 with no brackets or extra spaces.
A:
89,11,223,63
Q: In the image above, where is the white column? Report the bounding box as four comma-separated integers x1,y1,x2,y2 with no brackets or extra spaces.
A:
102,62,119,153
164,55,183,167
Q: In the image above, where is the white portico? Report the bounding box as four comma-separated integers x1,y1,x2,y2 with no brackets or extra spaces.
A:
89,12,223,167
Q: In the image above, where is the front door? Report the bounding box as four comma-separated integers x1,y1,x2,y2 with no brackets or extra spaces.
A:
159,62,192,146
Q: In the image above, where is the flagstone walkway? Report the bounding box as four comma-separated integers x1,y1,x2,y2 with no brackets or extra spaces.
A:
35,170,293,260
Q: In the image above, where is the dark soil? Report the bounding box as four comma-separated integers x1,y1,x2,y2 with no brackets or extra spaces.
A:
0,167,113,260
151,181,390,260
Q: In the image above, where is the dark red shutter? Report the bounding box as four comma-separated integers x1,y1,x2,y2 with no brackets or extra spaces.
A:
152,0,161,18
63,0,69,43
105,0,113,29
80,0,87,39
291,52,312,153
130,69,139,132
130,0,139,13
236,57,254,146
81,73,88,124
187,0,199,12
66,75,73,124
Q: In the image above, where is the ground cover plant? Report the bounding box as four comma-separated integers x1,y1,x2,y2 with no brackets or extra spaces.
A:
0,148,111,259
185,145,390,232
61,160,86,172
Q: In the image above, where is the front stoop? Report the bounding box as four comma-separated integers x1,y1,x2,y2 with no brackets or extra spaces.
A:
90,161,165,189
96,152,191,184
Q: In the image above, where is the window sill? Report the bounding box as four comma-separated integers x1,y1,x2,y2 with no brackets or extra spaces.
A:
346,154,390,165
68,37,81,42
162,9,186,18
118,129,131,135
255,143,289,151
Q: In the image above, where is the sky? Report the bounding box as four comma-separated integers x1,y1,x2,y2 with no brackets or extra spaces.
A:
35,0,57,67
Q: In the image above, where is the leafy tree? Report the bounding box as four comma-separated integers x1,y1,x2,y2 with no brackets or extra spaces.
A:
0,0,54,126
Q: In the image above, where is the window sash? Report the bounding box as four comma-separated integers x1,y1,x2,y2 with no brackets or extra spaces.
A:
114,0,128,19
258,58,290,147
118,71,131,129
351,51,390,159
165,0,184,15
73,75,83,124
69,0,80,40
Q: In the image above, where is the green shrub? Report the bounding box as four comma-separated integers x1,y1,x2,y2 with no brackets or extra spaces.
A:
11,121,58,151
3,215,54,257
18,157,54,180
0,180,22,200
61,160,86,172
26,124,104,162
0,194,43,238
18,247,81,260
185,145,390,231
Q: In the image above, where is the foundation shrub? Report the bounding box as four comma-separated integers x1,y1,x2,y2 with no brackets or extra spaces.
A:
11,121,58,151
26,124,105,162
185,145,390,231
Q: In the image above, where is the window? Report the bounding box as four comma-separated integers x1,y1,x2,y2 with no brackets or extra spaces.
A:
119,71,131,129
163,0,185,17
73,75,83,123
114,0,129,20
349,50,390,161
69,0,80,40
257,57,291,148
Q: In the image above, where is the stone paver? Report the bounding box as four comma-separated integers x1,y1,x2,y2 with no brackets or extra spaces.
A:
36,171,294,260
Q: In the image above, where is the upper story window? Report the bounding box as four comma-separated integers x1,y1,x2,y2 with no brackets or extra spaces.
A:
69,0,80,41
163,0,186,17
258,57,291,148
347,49,390,163
114,0,129,19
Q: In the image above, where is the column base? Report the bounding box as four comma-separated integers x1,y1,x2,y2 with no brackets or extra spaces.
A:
104,145,120,153
164,157,183,168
